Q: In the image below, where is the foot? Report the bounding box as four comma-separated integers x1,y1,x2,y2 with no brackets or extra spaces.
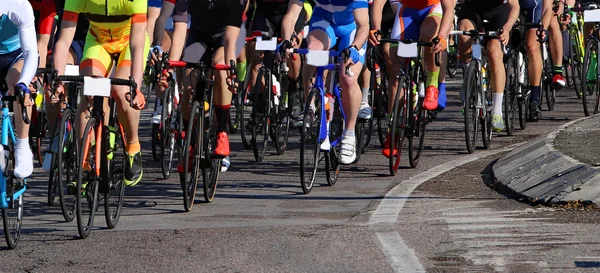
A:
358,102,373,119
491,114,505,132
213,132,230,158
552,74,566,87
339,134,356,165
381,132,398,158
151,106,162,124
124,151,143,186
437,83,447,111
14,146,33,179
220,156,230,172
423,86,439,111
528,101,541,122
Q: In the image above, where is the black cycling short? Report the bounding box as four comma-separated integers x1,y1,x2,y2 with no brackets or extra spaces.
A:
370,2,395,36
251,7,306,37
457,3,510,32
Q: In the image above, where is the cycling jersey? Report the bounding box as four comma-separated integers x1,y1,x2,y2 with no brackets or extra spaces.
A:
63,0,150,75
148,0,163,8
188,0,246,39
307,0,368,25
252,0,307,37
520,0,542,25
39,0,89,41
0,0,38,85
463,0,507,12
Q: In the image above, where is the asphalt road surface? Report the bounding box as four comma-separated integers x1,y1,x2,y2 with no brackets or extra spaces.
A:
2,76,600,273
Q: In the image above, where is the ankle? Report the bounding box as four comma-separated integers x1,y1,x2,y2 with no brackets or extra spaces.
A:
126,141,141,155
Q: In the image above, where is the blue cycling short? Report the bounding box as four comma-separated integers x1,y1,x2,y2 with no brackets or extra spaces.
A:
520,0,542,26
309,14,367,64
148,0,163,8
70,40,85,65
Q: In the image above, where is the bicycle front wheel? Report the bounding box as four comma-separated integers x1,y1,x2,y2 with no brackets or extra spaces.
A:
103,123,125,229
582,40,600,116
57,108,77,222
240,86,253,150
570,29,583,99
504,51,518,136
389,75,409,176
160,85,176,179
300,89,322,194
180,101,202,212
252,69,271,162
464,60,480,153
3,147,24,249
76,117,100,239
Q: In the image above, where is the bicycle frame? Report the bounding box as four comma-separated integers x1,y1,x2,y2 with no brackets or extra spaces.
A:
316,63,347,148
0,102,21,209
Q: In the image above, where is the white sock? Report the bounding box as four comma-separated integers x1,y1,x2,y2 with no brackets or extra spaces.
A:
361,88,369,104
14,137,33,179
343,130,355,138
493,93,503,116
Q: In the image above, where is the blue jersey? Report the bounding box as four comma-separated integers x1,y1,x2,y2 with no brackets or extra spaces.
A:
307,0,368,25
0,15,20,55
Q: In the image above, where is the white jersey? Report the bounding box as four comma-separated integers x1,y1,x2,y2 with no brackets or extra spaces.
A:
0,0,38,85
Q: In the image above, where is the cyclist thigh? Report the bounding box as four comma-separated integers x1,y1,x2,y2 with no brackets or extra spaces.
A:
308,15,334,50
420,4,443,42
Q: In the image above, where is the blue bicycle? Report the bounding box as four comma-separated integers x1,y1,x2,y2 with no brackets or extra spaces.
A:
293,49,350,194
1,85,30,249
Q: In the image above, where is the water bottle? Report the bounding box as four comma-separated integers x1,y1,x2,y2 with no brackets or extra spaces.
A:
482,66,488,93
42,139,59,172
375,63,382,86
271,74,281,106
518,52,525,84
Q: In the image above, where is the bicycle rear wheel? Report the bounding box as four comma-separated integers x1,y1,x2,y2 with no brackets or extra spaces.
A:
273,103,290,155
103,123,125,229
583,40,600,116
252,69,270,162
408,100,426,168
76,117,100,239
300,89,322,194
57,108,77,222
389,76,409,176
3,146,24,249
504,52,518,136
464,60,479,153
201,97,220,203
160,86,175,179
240,86,253,150
180,101,202,211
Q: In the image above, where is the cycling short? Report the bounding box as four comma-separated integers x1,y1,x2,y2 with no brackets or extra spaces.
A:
80,33,150,77
148,0,163,8
182,23,246,63
171,0,189,23
0,48,23,84
457,3,510,32
309,14,367,64
369,2,395,35
520,0,543,25
70,40,85,65
251,8,306,38
391,3,442,41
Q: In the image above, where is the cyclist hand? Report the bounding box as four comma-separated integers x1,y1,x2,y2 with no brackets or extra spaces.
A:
432,36,447,53
561,12,572,25
500,25,511,45
15,82,34,107
128,89,147,110
149,45,163,66
277,40,293,60
369,30,382,46
346,46,360,65
46,81,62,104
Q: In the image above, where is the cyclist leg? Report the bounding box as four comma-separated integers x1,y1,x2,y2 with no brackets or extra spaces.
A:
523,3,544,121
6,56,34,179
420,4,443,111
302,21,331,101
287,10,307,116
46,46,79,138
549,2,566,86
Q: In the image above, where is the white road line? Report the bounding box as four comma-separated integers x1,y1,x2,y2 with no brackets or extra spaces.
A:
369,142,525,273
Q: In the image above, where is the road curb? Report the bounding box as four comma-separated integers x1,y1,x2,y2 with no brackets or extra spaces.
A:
490,115,600,204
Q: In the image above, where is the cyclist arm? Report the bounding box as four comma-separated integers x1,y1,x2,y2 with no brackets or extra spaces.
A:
438,0,455,39
370,0,386,31
52,20,76,76
130,16,147,93
223,0,245,64
8,1,39,85
351,5,369,51
152,0,175,47
281,0,304,42
504,0,520,33
37,0,56,68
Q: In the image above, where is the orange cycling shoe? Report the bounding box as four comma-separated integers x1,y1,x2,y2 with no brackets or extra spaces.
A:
423,86,439,111
381,132,399,158
213,132,230,158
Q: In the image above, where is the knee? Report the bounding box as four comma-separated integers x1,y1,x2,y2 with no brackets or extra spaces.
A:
487,46,503,64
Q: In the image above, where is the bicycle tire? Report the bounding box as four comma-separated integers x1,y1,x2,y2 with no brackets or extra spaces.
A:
389,75,409,176
201,91,220,203
34,112,47,165
229,92,240,134
103,122,125,229
326,94,342,186
464,60,479,153
504,52,517,136
300,89,321,194
363,85,375,154
151,123,160,162
273,73,290,155
48,158,58,206
76,117,100,239
57,108,76,222
180,101,201,212
240,86,253,150
582,40,599,116
570,29,583,99
482,65,493,149
3,147,23,249
252,69,270,162
374,67,389,148
160,85,175,179
408,66,425,168
544,52,556,111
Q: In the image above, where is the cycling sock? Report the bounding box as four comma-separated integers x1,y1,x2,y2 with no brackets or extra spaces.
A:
361,87,369,104
426,70,439,88
343,130,355,138
552,65,563,76
530,86,540,103
215,104,231,133
126,141,141,155
492,93,503,116
14,137,33,179
236,60,247,83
